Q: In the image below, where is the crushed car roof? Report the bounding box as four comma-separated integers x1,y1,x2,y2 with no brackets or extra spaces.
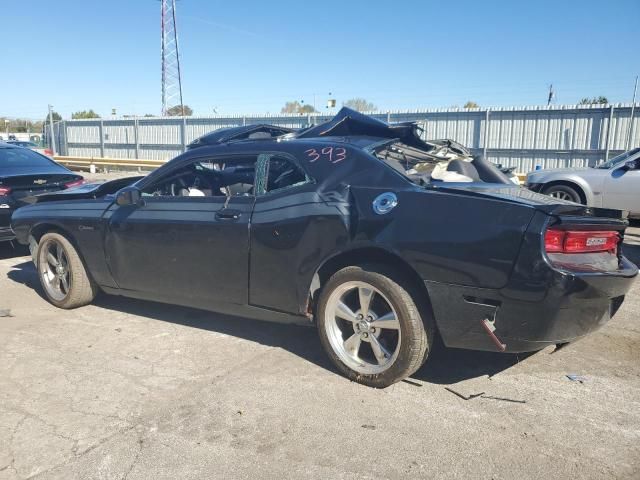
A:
187,124,295,148
187,107,469,156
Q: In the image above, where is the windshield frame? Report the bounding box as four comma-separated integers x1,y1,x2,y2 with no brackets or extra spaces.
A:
596,147,640,169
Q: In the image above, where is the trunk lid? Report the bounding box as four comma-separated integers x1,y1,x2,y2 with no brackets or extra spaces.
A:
428,183,627,220
0,172,82,204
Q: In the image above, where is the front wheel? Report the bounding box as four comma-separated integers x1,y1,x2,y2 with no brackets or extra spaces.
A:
542,184,583,203
36,232,97,309
317,265,433,388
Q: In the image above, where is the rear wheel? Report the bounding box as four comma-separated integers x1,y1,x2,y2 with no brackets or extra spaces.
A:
37,232,97,309
317,265,433,388
542,184,583,203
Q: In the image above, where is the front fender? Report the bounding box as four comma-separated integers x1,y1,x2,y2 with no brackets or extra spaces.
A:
527,172,599,206
11,199,117,288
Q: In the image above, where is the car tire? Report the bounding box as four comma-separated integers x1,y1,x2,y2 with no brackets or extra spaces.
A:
36,232,97,309
317,264,433,388
542,184,583,204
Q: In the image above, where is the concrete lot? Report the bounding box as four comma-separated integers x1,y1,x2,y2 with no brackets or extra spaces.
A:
0,227,639,479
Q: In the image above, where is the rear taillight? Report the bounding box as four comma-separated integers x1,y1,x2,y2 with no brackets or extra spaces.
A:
545,229,620,254
44,149,53,156
0,186,11,196
64,178,86,189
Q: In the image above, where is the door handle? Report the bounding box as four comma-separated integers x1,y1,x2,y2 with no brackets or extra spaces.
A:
215,209,241,220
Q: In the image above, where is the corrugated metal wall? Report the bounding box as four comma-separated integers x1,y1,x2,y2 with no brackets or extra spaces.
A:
54,104,639,172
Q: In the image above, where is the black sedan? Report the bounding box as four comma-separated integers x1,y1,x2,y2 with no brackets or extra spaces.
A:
0,143,84,242
10,109,638,388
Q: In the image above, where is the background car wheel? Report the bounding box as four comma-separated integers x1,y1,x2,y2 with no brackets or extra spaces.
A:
317,265,434,388
542,184,583,203
36,232,97,309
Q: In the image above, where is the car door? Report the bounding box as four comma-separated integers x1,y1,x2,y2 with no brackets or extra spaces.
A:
249,152,325,314
602,158,640,215
104,155,257,308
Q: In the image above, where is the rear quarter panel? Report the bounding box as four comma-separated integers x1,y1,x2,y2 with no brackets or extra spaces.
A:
350,187,537,289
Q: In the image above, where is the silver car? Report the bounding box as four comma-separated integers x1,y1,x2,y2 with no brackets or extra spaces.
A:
526,147,640,219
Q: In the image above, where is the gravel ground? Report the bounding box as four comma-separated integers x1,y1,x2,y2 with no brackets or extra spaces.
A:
0,226,638,480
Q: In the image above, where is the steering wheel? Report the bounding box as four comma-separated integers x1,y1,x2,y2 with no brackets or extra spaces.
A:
169,176,188,196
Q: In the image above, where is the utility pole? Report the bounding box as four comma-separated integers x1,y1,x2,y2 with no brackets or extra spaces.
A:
627,75,638,151
161,0,185,116
47,104,57,156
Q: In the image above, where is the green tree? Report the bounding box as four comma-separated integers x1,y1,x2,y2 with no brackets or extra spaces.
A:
280,101,317,114
463,101,480,108
579,96,609,105
44,111,61,124
343,98,377,112
0,118,44,134
281,101,302,113
71,109,100,119
165,105,193,116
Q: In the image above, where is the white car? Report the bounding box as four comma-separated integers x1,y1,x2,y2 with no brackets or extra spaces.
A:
526,147,640,219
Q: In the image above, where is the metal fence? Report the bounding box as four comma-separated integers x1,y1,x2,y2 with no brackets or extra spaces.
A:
49,103,639,173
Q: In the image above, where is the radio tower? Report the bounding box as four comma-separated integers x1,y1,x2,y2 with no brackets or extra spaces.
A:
161,0,184,115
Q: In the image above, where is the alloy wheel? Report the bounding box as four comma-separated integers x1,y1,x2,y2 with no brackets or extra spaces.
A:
324,281,401,375
40,239,72,302
549,190,574,201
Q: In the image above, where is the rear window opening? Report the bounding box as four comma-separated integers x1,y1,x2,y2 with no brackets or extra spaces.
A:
370,139,512,185
0,147,56,168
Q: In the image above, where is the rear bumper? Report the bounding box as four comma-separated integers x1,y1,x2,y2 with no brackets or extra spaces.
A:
0,206,16,241
426,256,638,353
526,182,544,193
0,226,15,242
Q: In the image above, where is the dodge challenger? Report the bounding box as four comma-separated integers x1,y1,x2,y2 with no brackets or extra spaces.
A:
10,108,638,388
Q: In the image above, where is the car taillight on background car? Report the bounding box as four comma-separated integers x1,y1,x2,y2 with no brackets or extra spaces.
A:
44,149,54,157
64,178,86,189
0,186,11,196
545,229,620,254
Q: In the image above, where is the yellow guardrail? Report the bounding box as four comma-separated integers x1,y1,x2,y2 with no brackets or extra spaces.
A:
53,156,165,170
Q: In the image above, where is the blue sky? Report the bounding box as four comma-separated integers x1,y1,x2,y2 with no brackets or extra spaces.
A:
2,0,638,119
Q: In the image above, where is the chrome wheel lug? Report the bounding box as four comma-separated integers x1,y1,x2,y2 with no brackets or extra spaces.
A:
357,314,363,320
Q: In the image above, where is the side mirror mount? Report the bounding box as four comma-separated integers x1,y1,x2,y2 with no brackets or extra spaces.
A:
115,186,143,207
623,159,640,171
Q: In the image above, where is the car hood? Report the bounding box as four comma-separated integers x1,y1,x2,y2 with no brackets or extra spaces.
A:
22,176,144,204
428,183,625,219
529,167,590,176
526,167,608,183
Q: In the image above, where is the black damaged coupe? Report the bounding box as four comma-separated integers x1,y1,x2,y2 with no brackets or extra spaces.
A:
10,108,638,388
